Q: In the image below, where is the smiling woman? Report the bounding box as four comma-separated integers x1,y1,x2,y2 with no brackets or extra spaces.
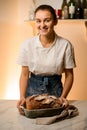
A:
17,4,76,110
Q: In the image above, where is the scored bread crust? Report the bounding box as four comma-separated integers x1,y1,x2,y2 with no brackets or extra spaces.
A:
25,94,62,110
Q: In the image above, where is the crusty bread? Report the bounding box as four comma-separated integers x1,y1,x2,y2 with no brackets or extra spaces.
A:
25,94,62,110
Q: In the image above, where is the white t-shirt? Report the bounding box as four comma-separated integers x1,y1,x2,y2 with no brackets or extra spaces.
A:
17,34,76,75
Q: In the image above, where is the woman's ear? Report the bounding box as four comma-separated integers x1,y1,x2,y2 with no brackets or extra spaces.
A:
54,19,58,25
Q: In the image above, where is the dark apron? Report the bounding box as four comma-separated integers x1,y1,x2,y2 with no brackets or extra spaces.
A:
26,73,63,97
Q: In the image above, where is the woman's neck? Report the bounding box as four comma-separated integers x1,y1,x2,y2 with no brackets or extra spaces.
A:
39,32,55,48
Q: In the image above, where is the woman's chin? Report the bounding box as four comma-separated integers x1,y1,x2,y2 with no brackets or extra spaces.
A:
40,32,49,36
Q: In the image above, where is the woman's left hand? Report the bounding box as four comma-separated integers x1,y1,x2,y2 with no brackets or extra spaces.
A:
59,96,69,107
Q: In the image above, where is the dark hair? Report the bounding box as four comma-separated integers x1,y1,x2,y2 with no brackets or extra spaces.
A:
34,4,57,21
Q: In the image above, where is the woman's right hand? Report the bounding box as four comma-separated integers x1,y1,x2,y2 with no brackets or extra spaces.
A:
17,97,26,115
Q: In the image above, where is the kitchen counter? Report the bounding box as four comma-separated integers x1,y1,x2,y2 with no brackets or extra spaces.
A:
0,100,87,130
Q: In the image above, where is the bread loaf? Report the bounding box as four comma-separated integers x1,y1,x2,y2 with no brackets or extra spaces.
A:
25,94,62,110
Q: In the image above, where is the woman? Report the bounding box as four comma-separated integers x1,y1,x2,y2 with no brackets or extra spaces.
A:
17,5,76,110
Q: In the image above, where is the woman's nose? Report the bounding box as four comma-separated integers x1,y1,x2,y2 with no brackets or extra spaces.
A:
41,21,45,27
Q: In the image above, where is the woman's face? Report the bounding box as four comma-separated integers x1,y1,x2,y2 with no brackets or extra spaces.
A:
35,10,57,36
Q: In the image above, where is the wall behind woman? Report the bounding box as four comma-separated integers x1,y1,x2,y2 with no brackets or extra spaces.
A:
0,0,87,99
55,20,87,99
35,0,63,9
0,0,33,99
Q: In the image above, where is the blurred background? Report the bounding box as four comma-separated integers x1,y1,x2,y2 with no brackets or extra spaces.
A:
0,0,87,99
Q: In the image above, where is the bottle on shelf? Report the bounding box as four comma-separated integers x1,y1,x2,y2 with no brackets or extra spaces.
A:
75,0,83,19
57,9,62,19
61,0,69,19
68,0,76,19
82,0,87,19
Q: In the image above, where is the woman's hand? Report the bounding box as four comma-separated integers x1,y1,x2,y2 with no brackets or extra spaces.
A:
17,97,26,115
59,96,69,107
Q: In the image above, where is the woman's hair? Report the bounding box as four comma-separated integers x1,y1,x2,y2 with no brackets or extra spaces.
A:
34,4,57,21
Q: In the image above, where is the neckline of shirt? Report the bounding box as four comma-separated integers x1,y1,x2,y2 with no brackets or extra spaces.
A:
36,33,58,49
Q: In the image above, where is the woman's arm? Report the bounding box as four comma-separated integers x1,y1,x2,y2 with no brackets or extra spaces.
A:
59,68,74,106
17,66,29,108
19,66,29,99
61,68,74,98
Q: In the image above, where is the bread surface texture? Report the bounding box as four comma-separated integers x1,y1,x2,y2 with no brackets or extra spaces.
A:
25,94,62,110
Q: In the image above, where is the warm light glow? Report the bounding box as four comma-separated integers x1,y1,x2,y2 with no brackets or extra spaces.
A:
5,82,19,100
5,67,21,100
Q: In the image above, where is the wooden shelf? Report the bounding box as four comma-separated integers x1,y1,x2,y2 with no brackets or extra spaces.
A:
25,19,87,22
58,19,87,22
58,19,87,24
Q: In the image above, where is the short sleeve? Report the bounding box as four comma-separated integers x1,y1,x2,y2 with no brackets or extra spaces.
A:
64,42,76,69
17,41,29,66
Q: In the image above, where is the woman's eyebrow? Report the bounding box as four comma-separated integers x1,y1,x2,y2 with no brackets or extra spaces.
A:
35,17,52,20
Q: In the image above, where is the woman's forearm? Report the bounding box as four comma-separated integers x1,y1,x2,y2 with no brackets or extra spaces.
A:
61,69,74,98
19,74,29,99
19,66,29,99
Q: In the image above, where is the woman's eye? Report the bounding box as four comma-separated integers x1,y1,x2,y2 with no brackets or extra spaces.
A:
45,19,50,22
35,20,41,23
